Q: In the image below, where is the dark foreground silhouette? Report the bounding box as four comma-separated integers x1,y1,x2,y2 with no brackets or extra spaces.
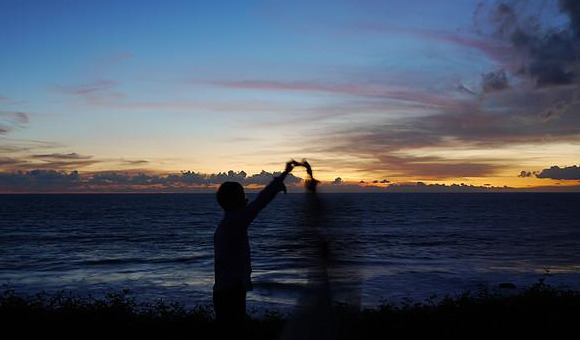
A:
1,280,579,339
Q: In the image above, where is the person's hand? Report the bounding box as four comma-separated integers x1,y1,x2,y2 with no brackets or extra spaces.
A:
285,159,299,173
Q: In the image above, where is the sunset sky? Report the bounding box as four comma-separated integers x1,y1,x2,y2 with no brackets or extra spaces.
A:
1,0,579,192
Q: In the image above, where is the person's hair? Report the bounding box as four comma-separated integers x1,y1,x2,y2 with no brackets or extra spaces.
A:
216,182,247,211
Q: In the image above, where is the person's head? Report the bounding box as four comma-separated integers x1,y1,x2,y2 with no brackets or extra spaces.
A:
217,182,248,211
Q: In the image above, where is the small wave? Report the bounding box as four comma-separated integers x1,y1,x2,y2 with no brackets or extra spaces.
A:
83,254,210,266
253,281,305,293
405,240,457,247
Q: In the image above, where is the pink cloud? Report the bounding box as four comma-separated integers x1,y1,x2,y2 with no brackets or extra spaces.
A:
99,52,133,64
55,80,117,96
91,52,134,72
213,80,409,99
417,30,515,62
359,23,518,68
212,80,474,110
90,99,286,112
0,95,27,106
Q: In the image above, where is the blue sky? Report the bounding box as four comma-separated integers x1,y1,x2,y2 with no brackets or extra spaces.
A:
1,0,579,192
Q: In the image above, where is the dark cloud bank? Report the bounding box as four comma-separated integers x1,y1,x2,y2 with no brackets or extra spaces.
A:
0,170,302,193
537,165,580,180
0,169,533,193
520,165,580,180
475,0,580,87
1,167,578,192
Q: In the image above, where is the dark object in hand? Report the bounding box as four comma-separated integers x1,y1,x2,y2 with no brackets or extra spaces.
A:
296,159,319,192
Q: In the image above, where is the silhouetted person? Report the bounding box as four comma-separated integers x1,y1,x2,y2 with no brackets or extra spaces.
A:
213,160,298,335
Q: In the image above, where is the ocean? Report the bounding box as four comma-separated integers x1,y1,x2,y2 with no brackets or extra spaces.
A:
1,193,579,312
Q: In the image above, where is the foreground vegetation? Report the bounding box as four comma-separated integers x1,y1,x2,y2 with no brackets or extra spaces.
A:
1,280,579,339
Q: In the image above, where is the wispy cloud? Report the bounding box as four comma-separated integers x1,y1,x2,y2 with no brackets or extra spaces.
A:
29,152,97,169
0,111,29,135
358,23,517,66
377,155,500,179
54,80,117,96
0,94,27,106
211,80,472,110
118,159,150,166
53,79,125,106
90,99,286,112
0,145,29,153
0,151,99,172
16,160,100,171
97,52,133,66
0,139,63,154
0,147,151,174
350,153,501,180
31,152,93,160
0,156,26,166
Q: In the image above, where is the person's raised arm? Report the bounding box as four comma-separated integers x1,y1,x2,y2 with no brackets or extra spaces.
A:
244,160,298,221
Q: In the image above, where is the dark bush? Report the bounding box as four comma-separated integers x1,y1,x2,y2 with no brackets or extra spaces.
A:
1,280,578,339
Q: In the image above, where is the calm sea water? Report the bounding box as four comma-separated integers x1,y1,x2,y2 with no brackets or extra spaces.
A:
1,193,579,312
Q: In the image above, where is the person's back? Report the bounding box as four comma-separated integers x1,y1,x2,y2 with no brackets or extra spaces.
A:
214,207,254,293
